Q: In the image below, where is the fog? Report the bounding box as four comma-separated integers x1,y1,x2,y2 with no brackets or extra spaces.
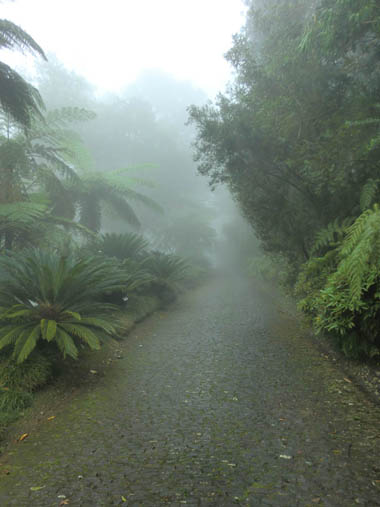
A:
0,0,256,274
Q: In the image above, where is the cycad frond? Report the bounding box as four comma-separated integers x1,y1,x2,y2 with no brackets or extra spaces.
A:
100,232,149,260
16,324,40,363
55,327,78,359
143,252,190,284
59,323,101,350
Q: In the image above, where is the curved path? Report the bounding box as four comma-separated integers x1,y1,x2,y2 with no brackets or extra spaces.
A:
1,276,380,506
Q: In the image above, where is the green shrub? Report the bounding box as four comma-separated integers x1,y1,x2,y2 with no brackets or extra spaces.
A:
99,232,149,261
0,389,33,411
143,251,190,301
248,254,292,286
0,352,52,391
297,205,380,358
0,249,125,363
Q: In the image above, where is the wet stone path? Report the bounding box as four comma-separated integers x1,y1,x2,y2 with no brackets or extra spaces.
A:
1,276,380,506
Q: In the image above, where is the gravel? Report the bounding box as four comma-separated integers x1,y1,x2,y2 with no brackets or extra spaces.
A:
0,275,379,506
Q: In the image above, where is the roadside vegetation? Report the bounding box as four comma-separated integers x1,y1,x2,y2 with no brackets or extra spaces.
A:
189,0,380,360
0,19,214,442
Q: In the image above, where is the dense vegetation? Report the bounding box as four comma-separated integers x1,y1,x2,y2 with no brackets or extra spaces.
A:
189,0,380,359
0,19,215,438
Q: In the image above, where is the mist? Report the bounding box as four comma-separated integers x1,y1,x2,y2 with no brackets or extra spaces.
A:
1,2,380,504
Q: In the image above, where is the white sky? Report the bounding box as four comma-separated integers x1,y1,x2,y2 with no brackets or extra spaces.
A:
1,0,247,98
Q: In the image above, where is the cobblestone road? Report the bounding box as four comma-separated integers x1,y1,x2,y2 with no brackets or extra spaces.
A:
0,276,380,506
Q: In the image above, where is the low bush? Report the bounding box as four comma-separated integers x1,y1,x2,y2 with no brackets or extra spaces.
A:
0,352,52,391
0,249,125,363
296,206,380,359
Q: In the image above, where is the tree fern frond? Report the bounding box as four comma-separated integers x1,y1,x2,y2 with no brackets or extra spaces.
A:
45,107,96,126
78,193,102,232
0,62,44,126
100,189,141,229
0,19,46,59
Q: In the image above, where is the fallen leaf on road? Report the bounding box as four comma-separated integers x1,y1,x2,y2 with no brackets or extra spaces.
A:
89,370,97,374
30,486,45,491
279,455,292,459
121,496,127,502
47,416,56,421
59,500,70,505
344,377,352,383
18,433,29,442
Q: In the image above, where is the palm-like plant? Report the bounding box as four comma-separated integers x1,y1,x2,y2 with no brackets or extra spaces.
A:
143,251,190,303
0,19,46,127
98,232,149,261
73,169,163,232
0,249,126,363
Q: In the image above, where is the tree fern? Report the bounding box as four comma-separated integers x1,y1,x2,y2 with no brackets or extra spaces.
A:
0,20,46,127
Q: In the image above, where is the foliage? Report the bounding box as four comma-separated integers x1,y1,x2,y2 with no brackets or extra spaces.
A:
297,205,380,358
0,352,51,391
143,252,190,303
189,0,380,359
99,232,149,261
70,168,162,233
0,388,32,411
0,19,46,127
248,254,292,287
0,249,125,363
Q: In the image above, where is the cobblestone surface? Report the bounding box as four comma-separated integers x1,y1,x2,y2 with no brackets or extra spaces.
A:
0,276,380,506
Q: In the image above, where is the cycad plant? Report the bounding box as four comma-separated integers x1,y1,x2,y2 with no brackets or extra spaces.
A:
98,232,149,261
0,249,126,363
143,251,190,303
